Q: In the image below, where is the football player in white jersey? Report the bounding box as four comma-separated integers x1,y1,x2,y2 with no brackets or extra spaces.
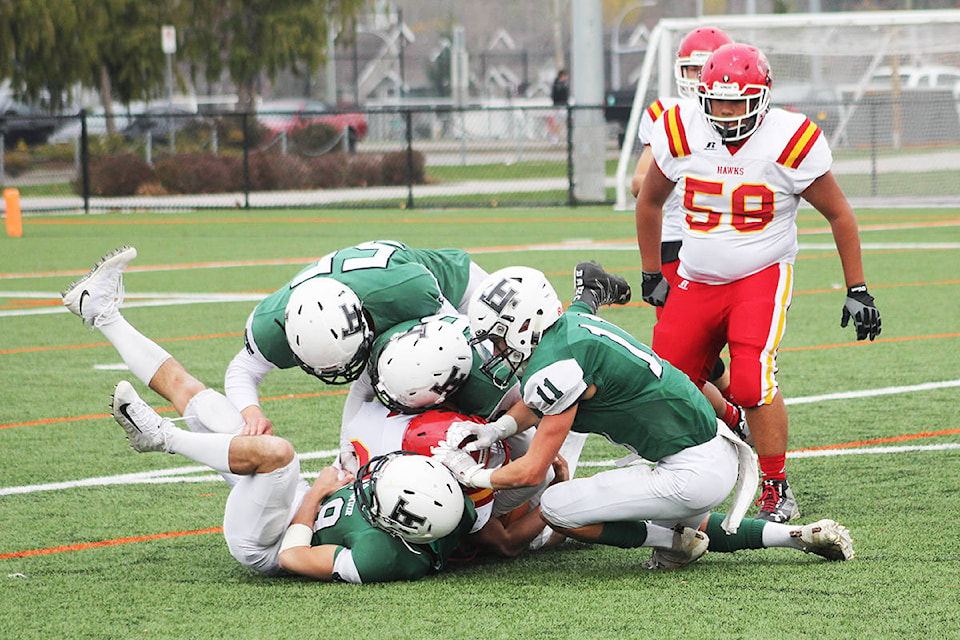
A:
629,26,748,440
635,43,881,522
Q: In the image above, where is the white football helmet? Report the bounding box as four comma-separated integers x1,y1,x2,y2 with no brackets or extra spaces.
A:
467,266,563,388
283,278,373,384
371,316,473,414
354,452,465,544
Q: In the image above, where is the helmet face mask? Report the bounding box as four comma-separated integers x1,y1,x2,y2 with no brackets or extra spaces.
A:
353,452,464,544
283,278,373,385
467,267,563,389
696,43,772,143
674,27,733,99
370,317,473,414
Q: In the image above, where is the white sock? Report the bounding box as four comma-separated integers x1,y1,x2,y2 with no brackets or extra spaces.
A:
643,523,677,549
761,522,803,549
97,314,172,386
165,429,235,475
183,389,245,435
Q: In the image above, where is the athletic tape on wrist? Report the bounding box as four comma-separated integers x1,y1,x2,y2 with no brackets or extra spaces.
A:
279,523,313,553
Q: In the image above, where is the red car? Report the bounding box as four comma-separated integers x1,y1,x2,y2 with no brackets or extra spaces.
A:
257,99,367,143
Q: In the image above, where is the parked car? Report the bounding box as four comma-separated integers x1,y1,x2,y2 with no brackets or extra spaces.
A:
257,99,368,146
869,64,960,92
121,106,205,142
0,97,59,148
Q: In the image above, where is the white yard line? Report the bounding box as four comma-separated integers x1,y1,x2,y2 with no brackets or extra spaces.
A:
3,380,958,497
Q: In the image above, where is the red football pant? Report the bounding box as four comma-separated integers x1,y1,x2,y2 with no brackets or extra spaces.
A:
652,263,794,408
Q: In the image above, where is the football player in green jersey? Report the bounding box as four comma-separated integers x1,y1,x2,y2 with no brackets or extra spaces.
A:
110,379,475,582
433,265,853,568
224,240,489,435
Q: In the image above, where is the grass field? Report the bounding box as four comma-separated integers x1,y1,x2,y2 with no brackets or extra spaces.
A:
1,205,958,639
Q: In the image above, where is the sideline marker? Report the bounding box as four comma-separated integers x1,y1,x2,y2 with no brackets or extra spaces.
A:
4,188,22,237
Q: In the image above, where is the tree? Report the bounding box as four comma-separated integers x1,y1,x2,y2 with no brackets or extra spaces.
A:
0,0,372,118
181,0,370,111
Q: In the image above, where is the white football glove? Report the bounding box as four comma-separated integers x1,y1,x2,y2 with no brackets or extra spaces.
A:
445,415,518,452
431,441,494,489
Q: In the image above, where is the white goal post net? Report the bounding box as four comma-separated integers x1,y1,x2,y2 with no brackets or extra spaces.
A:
614,9,960,210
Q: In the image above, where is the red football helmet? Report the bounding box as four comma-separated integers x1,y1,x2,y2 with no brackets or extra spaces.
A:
402,408,506,508
696,43,772,143
674,27,734,99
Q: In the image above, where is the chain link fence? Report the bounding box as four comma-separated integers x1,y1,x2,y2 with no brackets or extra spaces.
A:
0,104,619,214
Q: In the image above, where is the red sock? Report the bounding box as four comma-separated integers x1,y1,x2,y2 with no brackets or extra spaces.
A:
722,402,740,429
758,454,786,482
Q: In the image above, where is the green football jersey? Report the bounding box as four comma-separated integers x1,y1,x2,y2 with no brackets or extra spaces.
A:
520,302,718,461
312,486,476,583
246,241,473,369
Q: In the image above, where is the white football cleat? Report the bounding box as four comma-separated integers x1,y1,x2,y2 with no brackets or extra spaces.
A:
791,519,854,561
61,246,137,328
641,525,709,570
111,380,173,453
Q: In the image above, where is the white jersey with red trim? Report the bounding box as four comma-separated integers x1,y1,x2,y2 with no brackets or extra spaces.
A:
650,104,832,283
638,97,687,243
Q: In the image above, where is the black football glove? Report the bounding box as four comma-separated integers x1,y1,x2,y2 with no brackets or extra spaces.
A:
573,261,632,313
841,283,881,341
641,271,669,307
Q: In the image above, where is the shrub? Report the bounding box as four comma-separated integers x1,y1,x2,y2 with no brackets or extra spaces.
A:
215,115,271,149
155,153,233,194
306,153,348,189
289,122,342,156
247,152,312,191
85,154,154,195
381,150,425,185
343,154,383,187
3,151,31,177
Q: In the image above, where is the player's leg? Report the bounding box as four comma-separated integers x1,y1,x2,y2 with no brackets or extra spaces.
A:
700,513,853,561
63,247,246,438
62,246,173,387
726,263,799,523
539,433,739,568
111,380,286,474
652,278,726,389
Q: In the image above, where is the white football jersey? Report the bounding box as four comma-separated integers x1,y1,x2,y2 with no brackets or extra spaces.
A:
638,97,688,243
650,103,832,283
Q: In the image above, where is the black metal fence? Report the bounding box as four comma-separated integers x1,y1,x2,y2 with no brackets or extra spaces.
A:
0,103,620,214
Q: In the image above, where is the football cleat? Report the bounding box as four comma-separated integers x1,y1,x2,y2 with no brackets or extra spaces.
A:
756,478,801,523
61,246,137,328
111,380,173,453
791,519,854,561
641,525,709,570
573,261,632,311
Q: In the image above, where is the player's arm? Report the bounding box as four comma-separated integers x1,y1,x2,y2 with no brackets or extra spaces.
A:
278,467,353,580
488,402,577,489
634,159,674,272
801,170,866,288
470,455,570,557
224,347,276,435
630,146,654,198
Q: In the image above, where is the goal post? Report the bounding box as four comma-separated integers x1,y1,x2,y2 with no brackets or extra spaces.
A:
614,9,960,210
